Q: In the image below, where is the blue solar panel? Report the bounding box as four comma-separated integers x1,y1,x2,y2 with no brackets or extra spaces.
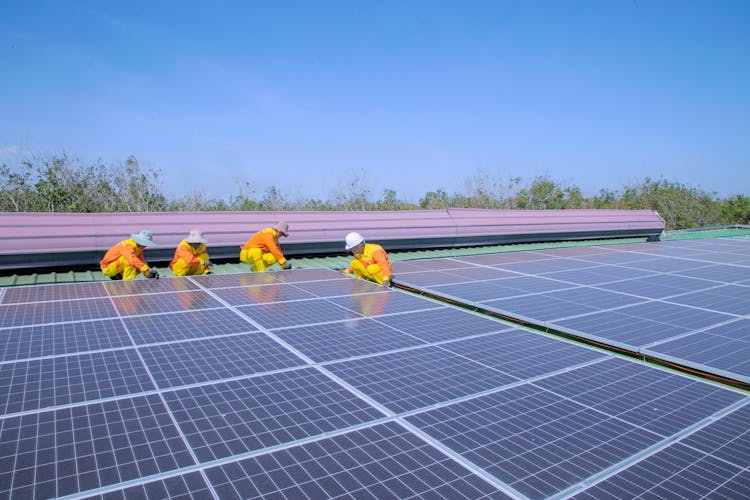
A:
212,283,315,305
122,308,258,344
274,318,426,362
643,319,750,382
0,319,132,361
203,422,510,499
0,395,194,499
0,298,118,328
2,252,749,499
239,297,362,329
327,290,443,317
85,471,213,499
161,368,384,462
1,281,106,303
665,284,750,315
441,329,608,379
327,345,520,413
406,358,745,499
112,291,224,316
0,349,154,414
139,333,306,388
571,442,749,499
374,307,511,343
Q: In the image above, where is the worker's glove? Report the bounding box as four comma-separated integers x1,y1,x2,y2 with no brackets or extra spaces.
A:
281,261,292,270
382,279,391,288
147,269,160,279
203,260,213,268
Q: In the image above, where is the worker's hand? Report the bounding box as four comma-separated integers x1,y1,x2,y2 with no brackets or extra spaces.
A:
204,259,213,268
147,269,160,279
382,279,391,288
281,261,292,270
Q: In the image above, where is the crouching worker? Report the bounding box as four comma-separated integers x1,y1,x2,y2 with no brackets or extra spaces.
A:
342,232,393,287
239,222,292,272
100,229,159,280
169,229,213,276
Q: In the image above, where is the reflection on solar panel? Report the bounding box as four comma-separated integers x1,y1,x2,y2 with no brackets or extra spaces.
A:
397,238,750,384
1,263,748,498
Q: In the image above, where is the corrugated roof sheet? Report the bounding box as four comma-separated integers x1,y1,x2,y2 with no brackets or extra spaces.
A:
1,209,665,270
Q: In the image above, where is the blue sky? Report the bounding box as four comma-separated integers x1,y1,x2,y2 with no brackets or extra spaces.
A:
1,0,748,202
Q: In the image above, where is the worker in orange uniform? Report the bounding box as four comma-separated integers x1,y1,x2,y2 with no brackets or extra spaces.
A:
100,229,159,280
169,229,213,276
341,232,393,287
239,222,292,272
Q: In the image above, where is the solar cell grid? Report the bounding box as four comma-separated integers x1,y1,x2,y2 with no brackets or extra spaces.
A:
394,258,479,271
111,291,224,316
0,349,154,414
441,330,609,380
456,252,555,265
665,284,750,316
204,421,509,499
531,358,745,436
623,257,714,273
104,277,199,296
0,319,132,362
238,298,361,329
291,277,384,298
496,258,597,275
675,263,750,283
427,281,515,303
162,368,384,462
269,267,345,282
0,394,194,499
374,307,510,343
0,298,118,328
541,265,656,286
122,308,257,345
395,270,475,286
571,443,748,499
643,321,750,381
328,345,519,413
275,317,426,362
680,403,750,468
138,332,305,388
443,266,521,280
327,290,443,317
189,272,280,288
1,282,106,304
482,294,598,321
406,381,666,499
86,471,214,500
211,283,314,306
595,274,719,299
554,309,693,348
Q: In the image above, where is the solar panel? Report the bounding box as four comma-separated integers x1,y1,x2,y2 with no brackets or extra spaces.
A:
399,238,750,383
570,403,750,499
405,358,745,499
1,262,749,498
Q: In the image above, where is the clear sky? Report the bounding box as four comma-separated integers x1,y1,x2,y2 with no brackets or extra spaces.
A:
1,0,748,202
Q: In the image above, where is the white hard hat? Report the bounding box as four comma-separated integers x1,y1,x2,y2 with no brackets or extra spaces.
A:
345,232,365,251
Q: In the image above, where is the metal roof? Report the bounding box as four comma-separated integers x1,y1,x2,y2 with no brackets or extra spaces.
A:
3,228,749,287
1,209,664,270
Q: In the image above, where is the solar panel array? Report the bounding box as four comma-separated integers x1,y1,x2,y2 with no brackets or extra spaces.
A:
0,265,748,498
397,238,750,385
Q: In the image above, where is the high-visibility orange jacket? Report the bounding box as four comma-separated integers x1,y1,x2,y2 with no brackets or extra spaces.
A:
169,240,208,270
241,228,286,264
100,239,149,272
346,243,392,280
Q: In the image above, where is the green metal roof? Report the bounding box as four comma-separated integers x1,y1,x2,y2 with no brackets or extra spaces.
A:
2,228,749,287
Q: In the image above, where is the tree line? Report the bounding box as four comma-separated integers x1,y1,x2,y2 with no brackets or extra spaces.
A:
1,153,748,230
